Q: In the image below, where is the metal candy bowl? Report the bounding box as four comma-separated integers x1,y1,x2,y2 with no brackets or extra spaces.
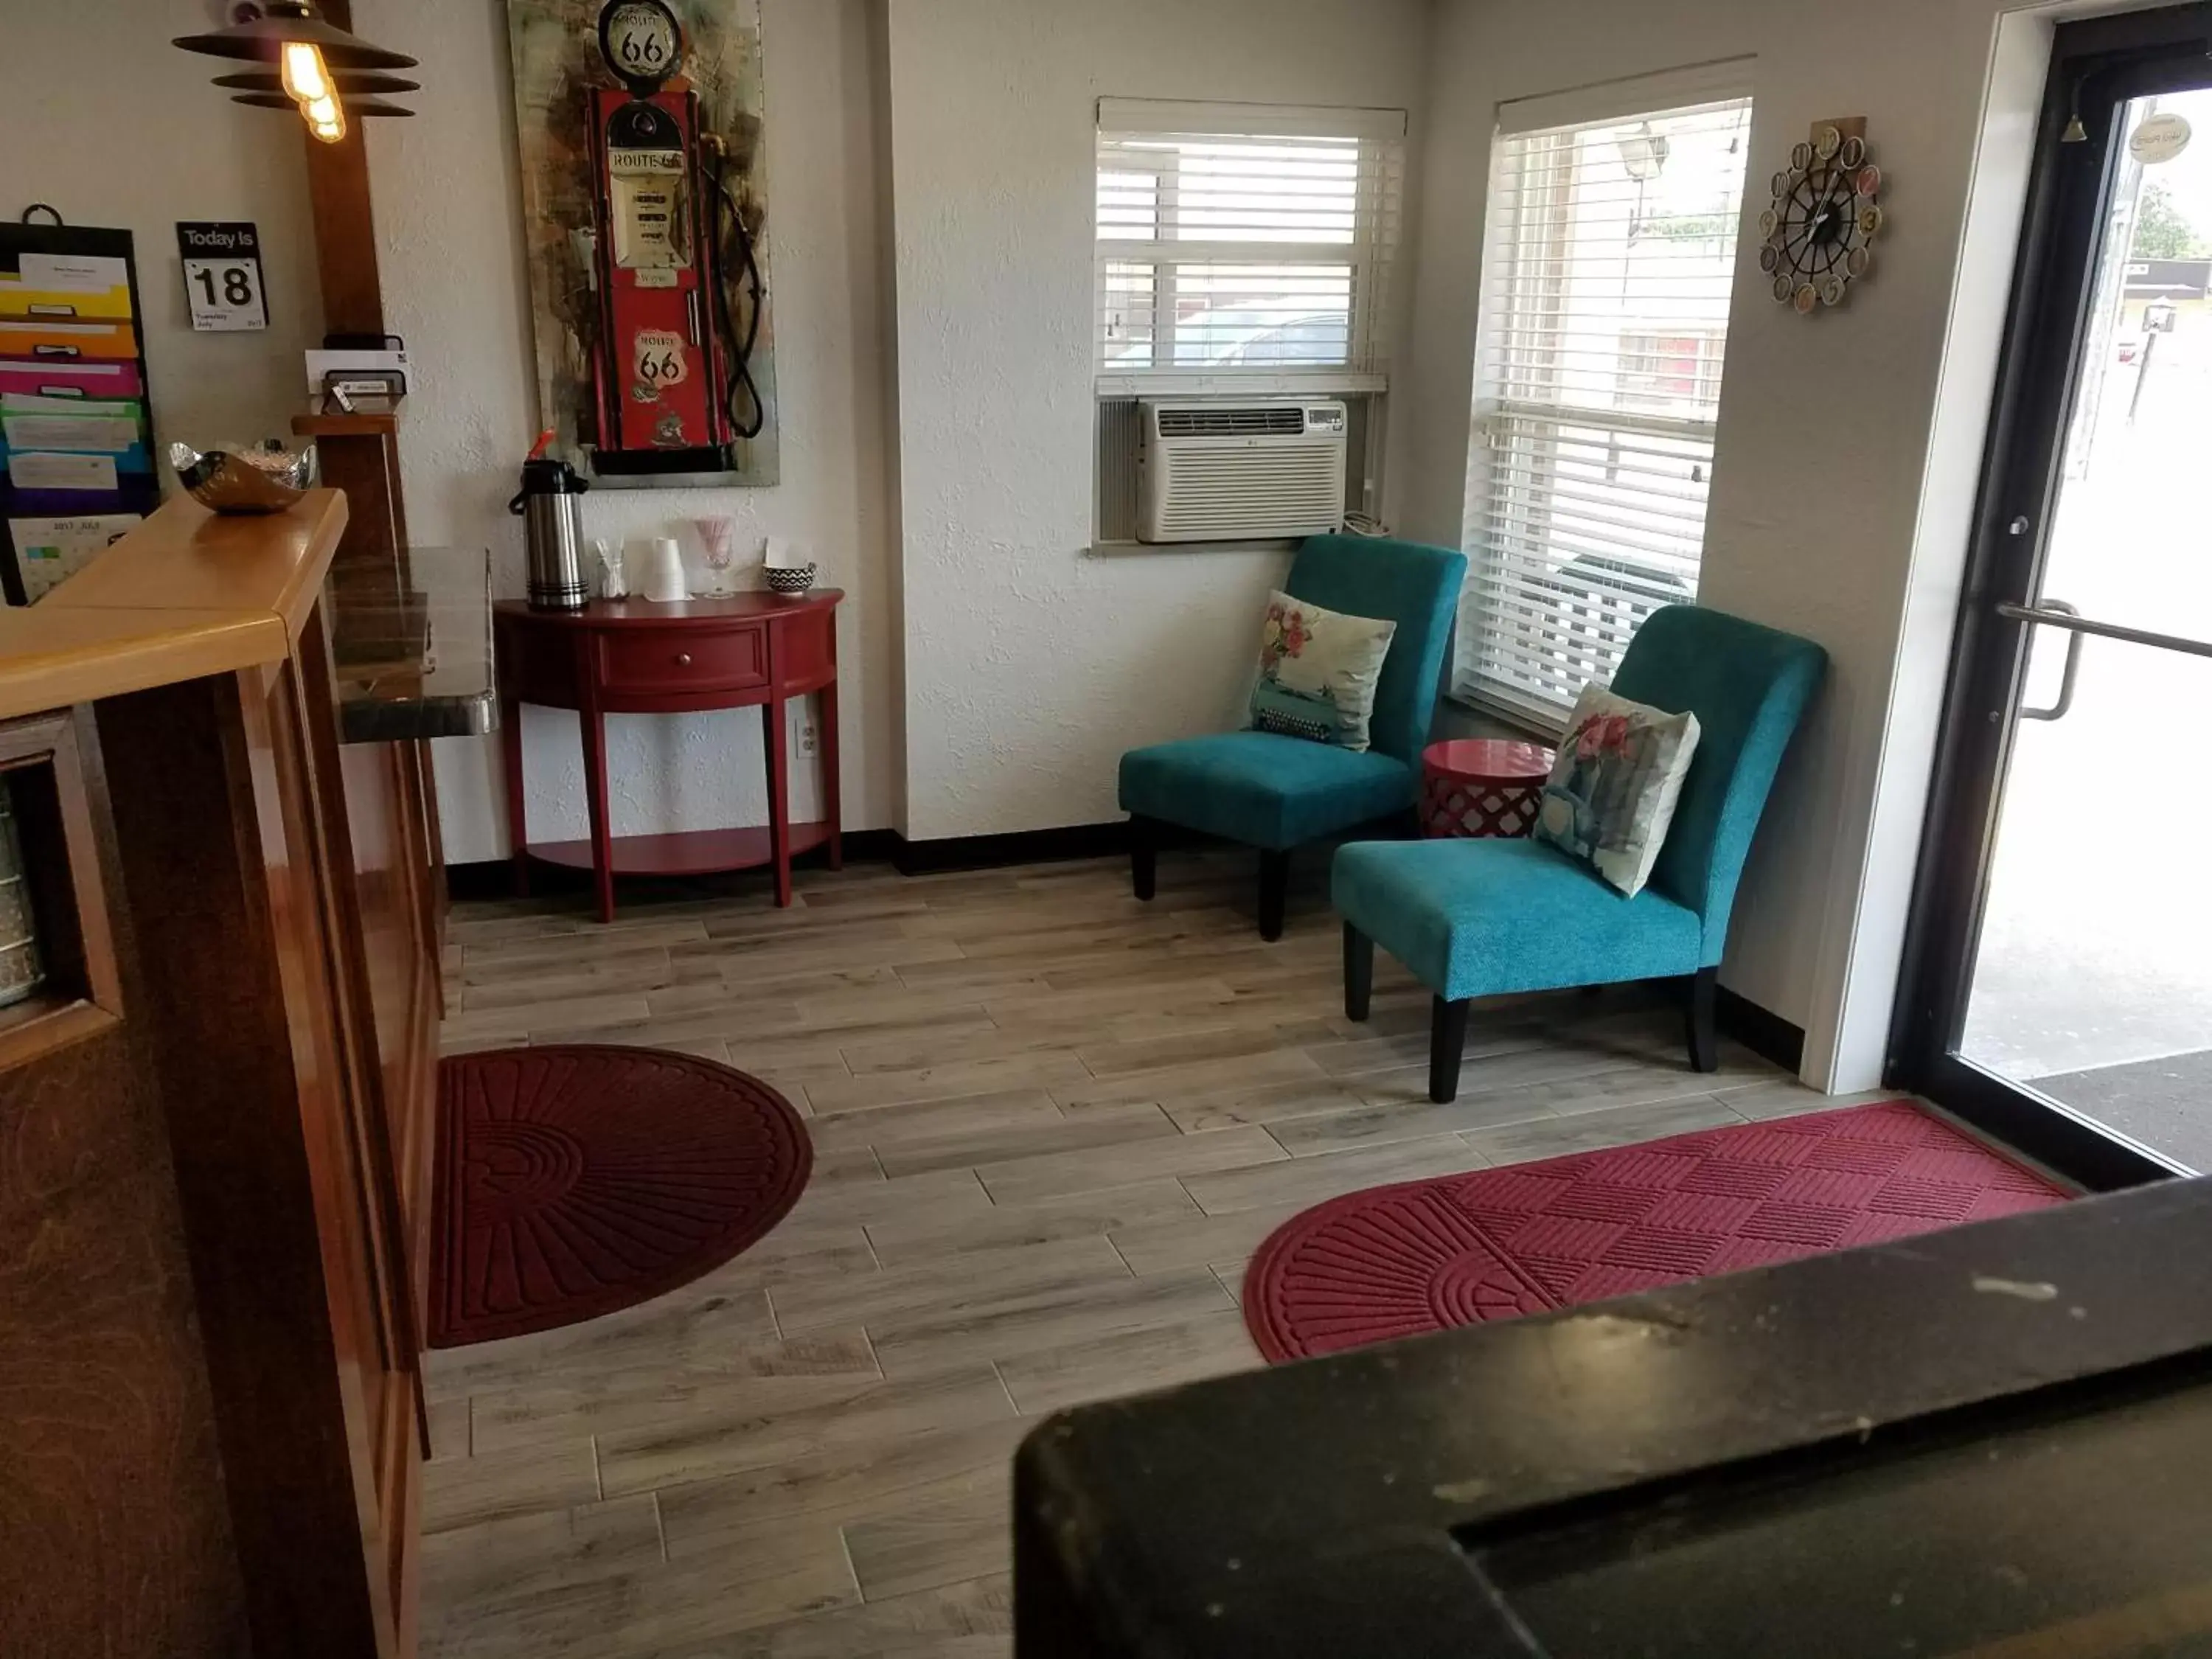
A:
170,441,319,514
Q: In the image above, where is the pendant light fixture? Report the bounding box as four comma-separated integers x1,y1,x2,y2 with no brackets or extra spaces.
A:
175,1,419,143
211,71,422,97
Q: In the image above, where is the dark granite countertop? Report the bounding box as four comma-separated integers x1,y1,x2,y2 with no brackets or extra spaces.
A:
326,545,495,743
1013,1176,2212,1655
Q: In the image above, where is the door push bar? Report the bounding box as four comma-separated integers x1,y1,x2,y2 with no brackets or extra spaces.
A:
1997,599,2212,723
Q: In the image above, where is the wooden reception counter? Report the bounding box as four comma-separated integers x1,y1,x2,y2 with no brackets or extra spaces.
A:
0,490,445,1658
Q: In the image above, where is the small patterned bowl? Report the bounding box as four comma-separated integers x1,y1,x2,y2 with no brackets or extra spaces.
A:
765,563,817,596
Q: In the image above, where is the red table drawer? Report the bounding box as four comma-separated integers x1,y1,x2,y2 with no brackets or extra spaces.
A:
596,626,766,696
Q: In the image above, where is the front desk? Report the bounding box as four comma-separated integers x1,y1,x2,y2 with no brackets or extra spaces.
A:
0,490,470,1658
1015,1173,2212,1656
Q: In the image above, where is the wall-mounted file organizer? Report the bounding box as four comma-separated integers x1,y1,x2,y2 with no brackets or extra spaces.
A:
0,218,161,605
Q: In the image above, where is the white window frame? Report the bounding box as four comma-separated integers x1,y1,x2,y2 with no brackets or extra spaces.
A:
1455,63,1756,731
1093,99,1408,400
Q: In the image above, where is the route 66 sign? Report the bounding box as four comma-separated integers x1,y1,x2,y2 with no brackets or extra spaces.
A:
631,329,689,398
598,0,685,96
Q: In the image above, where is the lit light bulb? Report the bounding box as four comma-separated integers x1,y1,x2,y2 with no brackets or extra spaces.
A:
279,40,333,105
304,91,347,145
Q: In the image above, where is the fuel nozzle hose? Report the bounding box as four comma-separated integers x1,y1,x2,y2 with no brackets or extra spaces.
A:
703,133,767,444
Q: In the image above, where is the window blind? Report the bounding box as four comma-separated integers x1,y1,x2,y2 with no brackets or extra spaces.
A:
1458,91,1753,730
1096,100,1406,383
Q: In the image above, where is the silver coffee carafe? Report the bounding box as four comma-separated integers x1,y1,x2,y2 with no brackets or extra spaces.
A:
510,450,591,611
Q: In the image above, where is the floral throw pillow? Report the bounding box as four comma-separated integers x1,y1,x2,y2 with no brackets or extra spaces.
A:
1248,590,1397,751
1532,684,1702,897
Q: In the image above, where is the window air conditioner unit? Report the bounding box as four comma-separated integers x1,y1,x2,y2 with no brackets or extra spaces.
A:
1138,399,1348,544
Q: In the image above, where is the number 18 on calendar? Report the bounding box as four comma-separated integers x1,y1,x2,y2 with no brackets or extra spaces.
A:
175,222,269,333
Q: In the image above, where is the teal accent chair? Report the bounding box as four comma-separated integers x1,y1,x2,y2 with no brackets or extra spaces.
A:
1334,605,1826,1102
1119,535,1467,939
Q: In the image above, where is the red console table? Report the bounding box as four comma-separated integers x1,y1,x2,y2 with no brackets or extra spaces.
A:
495,591,843,921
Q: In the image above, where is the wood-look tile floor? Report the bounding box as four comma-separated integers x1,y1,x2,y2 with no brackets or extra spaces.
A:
422,850,1873,1658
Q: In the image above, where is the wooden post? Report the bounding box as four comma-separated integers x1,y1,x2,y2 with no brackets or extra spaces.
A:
289,0,408,610
302,0,387,341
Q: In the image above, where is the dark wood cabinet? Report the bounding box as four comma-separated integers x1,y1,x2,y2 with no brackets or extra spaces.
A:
0,492,439,1658
0,708,251,1658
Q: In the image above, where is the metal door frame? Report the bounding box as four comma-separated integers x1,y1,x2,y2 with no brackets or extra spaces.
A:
1890,4,2212,1189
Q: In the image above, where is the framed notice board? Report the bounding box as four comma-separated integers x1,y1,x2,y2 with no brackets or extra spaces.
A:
0,218,161,605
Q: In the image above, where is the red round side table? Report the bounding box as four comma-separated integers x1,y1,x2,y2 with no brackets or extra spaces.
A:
1420,739,1556,839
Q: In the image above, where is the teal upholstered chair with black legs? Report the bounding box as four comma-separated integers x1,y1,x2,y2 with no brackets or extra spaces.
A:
1336,604,1826,1102
1120,535,1467,939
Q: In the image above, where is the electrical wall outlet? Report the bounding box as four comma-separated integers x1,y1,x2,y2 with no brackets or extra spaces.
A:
798,720,818,757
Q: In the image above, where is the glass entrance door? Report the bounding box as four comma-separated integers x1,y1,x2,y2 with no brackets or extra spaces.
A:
1900,12,2212,1186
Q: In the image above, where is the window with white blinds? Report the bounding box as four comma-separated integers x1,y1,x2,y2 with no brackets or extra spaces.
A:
1457,79,1753,729
1096,100,1406,389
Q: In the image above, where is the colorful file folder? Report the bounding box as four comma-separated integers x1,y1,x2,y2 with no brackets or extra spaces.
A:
0,358,143,399
0,225,159,602
0,319,139,361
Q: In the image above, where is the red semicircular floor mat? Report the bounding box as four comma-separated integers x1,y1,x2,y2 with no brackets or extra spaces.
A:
430,1045,811,1348
1243,1100,2071,1363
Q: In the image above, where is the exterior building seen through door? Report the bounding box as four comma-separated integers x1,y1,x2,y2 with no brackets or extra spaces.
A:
1963,86,2212,1172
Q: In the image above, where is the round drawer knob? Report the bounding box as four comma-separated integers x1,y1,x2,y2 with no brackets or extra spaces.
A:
675,652,693,667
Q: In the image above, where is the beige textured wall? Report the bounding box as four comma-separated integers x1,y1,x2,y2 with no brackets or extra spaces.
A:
1399,0,2061,1083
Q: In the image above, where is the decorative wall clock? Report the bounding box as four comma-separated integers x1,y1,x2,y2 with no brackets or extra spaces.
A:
1760,119,1883,313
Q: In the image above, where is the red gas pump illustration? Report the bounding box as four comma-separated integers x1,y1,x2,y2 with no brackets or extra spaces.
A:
582,0,765,476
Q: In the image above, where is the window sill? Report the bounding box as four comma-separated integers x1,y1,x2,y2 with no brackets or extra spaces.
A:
1439,689,1567,745
1095,371,1388,400
1088,538,1301,557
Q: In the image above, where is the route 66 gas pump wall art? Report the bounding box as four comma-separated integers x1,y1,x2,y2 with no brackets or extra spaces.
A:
506,0,780,488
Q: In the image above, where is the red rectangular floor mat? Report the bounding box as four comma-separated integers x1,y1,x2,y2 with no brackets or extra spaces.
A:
1242,1099,2073,1362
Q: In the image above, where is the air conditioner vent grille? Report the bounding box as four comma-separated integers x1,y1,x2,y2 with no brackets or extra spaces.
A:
1155,406,1306,437
1138,398,1348,544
